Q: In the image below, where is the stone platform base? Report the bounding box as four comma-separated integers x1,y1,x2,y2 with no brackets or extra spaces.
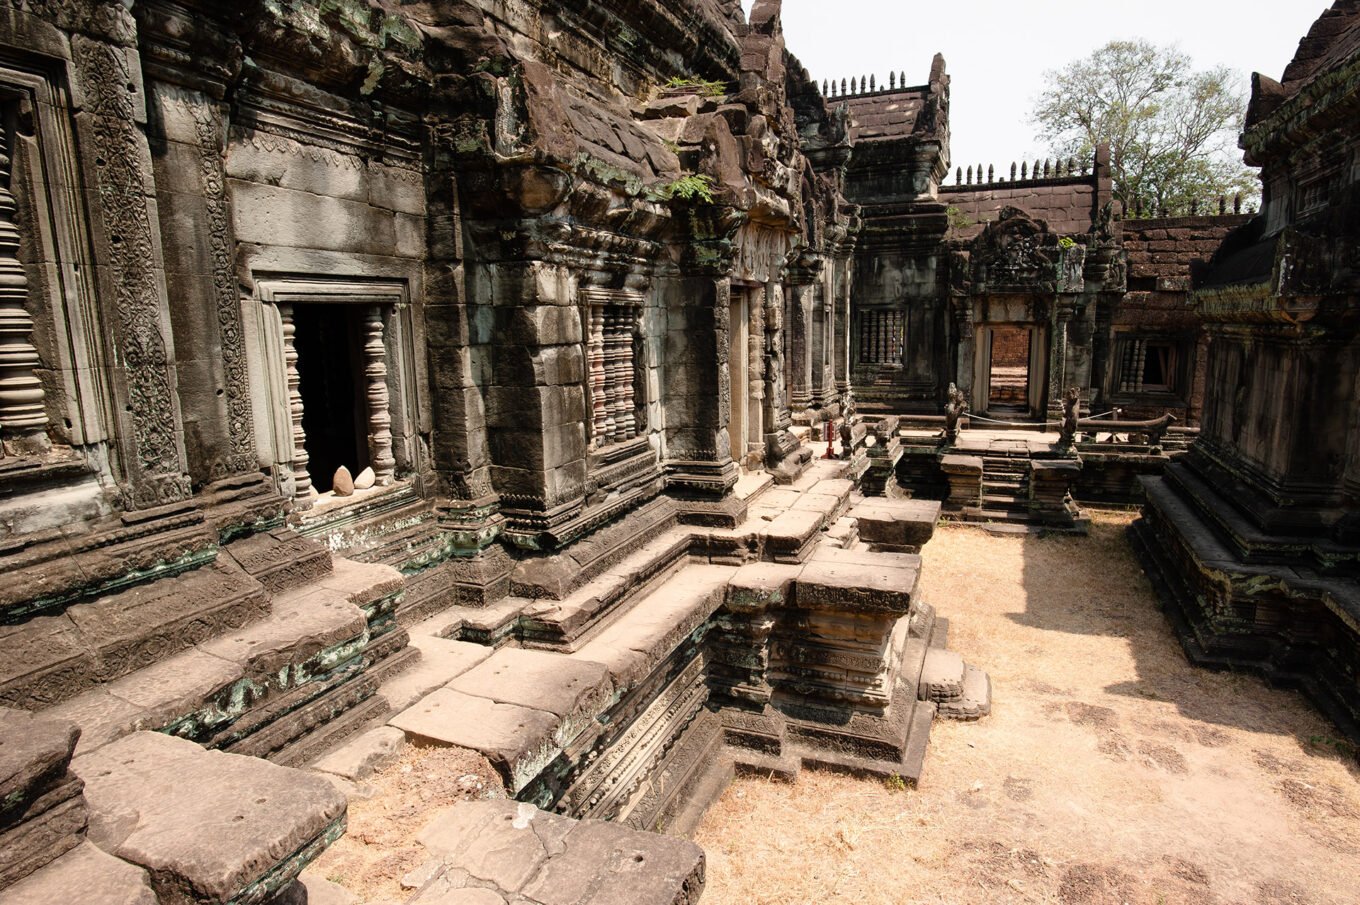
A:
1131,471,1360,742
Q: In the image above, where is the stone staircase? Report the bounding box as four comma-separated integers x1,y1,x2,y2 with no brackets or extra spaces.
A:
976,452,1033,524
316,460,994,852
0,528,413,905
0,455,997,904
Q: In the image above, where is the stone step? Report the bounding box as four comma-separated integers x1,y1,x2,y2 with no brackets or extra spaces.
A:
980,494,1030,509
0,843,155,905
222,528,333,594
784,701,935,787
389,647,614,795
570,564,737,695
0,708,86,891
848,498,941,552
375,633,493,713
410,800,705,904
937,664,992,721
517,529,693,650
788,478,856,529
823,515,860,549
73,732,345,905
42,557,404,763
0,558,270,712
918,648,966,704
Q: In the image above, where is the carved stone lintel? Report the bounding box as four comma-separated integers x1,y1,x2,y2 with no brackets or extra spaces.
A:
0,123,48,455
364,306,396,486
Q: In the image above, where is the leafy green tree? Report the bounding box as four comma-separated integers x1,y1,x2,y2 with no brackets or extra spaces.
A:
1031,40,1259,212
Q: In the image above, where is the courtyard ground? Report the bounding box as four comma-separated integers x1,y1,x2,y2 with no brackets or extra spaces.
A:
695,511,1360,905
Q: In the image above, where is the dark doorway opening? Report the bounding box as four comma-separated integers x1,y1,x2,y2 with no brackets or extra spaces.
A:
988,326,1031,413
294,303,369,493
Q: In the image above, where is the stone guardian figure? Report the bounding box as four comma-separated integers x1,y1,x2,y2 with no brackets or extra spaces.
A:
1059,386,1081,448
944,383,968,444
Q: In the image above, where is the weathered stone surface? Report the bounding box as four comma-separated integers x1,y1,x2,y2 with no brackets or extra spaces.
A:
448,648,612,722
309,726,406,782
378,635,493,713
850,499,941,550
353,467,376,490
389,689,560,794
0,843,156,905
414,801,704,905
0,707,79,819
572,565,734,692
73,732,346,905
199,590,365,681
796,558,919,614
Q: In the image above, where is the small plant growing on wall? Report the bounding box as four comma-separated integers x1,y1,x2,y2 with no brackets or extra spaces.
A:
664,76,729,97
654,173,717,204
946,205,975,230
1058,236,1078,249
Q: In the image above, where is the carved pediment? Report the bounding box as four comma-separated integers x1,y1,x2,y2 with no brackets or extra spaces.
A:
970,207,1055,291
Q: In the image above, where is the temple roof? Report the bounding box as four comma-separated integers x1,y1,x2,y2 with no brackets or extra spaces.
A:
1279,0,1360,97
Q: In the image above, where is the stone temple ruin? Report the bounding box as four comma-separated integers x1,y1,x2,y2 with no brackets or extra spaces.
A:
0,0,1356,903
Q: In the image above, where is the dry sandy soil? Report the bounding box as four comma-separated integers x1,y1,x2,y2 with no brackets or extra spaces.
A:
695,511,1360,905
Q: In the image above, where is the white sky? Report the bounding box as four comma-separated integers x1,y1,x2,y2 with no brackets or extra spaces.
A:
743,0,1326,170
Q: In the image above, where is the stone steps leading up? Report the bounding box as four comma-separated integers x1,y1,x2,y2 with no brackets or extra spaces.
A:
42,556,406,766
570,563,736,695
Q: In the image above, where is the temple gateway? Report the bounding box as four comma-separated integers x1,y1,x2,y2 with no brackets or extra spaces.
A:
0,1,1356,903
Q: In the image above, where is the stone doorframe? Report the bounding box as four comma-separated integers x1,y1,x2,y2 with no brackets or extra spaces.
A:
972,322,1049,418
249,277,421,508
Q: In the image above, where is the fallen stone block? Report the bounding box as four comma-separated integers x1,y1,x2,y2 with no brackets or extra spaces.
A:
73,732,346,905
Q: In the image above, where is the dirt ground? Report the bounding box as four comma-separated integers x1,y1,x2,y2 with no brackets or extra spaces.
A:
310,745,505,903
695,511,1360,905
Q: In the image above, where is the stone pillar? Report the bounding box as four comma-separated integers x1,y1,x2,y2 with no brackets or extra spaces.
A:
0,126,48,456
663,274,740,509
746,284,765,465
786,281,813,409
142,74,258,485
277,304,313,506
1047,302,1074,420
363,306,396,486
71,34,191,508
833,260,852,401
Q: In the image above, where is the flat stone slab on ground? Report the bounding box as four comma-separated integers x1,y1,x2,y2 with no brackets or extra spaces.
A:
72,731,346,905
390,688,560,794
414,800,704,905
0,843,156,905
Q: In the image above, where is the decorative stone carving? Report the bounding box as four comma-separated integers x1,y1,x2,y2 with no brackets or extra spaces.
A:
363,306,396,486
183,94,256,478
72,36,188,506
277,304,313,505
0,123,48,455
944,382,968,443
